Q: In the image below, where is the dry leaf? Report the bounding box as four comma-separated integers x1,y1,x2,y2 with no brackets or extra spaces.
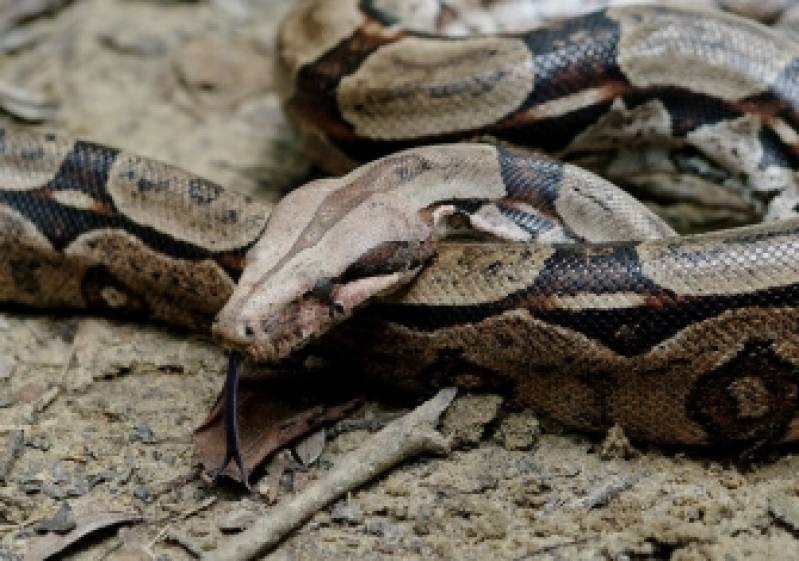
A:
24,511,140,561
194,367,360,484
293,429,326,467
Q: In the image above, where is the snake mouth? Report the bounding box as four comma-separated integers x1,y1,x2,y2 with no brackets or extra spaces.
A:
213,268,422,363
221,295,345,363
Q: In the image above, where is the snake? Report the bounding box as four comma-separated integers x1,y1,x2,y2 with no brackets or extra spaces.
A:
4,0,799,479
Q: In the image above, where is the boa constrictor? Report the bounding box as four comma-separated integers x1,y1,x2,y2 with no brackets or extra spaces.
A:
4,1,799,479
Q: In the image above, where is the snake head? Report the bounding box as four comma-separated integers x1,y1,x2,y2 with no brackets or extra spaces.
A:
211,158,441,363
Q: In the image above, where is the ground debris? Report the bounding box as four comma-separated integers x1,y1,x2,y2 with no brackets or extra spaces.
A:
0,82,57,122
769,491,799,534
293,429,326,467
205,388,456,561
496,410,540,451
23,510,140,561
441,393,503,447
194,366,360,484
0,430,23,484
0,0,73,34
570,474,640,510
598,424,640,460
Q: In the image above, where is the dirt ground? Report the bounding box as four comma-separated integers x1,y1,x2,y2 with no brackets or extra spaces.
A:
2,1,799,560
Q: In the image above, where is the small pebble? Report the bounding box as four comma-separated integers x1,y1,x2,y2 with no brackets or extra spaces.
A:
365,518,387,537
497,412,540,451
412,504,433,536
34,502,76,535
0,354,15,380
217,507,256,532
27,436,51,451
41,484,66,500
133,485,152,502
19,473,43,495
68,476,90,497
441,394,503,447
598,424,640,460
98,26,167,57
130,423,156,444
330,500,364,525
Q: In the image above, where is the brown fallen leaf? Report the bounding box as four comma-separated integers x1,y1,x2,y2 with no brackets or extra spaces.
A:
24,511,141,561
205,388,456,561
194,365,361,484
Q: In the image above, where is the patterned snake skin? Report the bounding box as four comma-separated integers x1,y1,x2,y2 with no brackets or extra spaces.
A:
4,1,799,450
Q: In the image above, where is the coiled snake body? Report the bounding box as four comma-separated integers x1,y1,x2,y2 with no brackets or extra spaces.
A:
4,1,799,452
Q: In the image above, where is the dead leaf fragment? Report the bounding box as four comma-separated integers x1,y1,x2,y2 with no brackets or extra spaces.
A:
205,388,456,561
24,511,141,561
293,429,326,467
194,367,361,484
33,502,76,535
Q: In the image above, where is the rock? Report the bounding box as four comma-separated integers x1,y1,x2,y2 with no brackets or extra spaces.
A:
34,502,76,535
769,492,799,532
130,423,156,444
97,24,168,57
441,394,503,447
217,507,256,532
330,499,364,525
0,546,21,561
0,354,15,380
598,424,640,460
496,411,540,451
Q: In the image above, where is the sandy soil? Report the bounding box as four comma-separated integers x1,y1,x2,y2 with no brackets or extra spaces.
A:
1,1,799,560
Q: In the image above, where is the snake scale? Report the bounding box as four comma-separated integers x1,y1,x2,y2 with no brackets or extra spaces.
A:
4,0,799,459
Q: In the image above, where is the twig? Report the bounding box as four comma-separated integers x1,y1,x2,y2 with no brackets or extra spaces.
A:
513,539,589,560
570,475,638,510
166,529,204,558
0,429,24,483
150,496,217,548
204,388,457,561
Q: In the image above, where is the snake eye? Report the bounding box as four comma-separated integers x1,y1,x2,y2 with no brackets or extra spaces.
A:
326,302,344,319
310,277,335,303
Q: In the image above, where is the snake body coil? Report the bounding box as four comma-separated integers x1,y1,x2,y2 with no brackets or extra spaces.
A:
4,1,799,448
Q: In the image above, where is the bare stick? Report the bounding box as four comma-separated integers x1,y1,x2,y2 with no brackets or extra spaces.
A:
204,388,457,561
